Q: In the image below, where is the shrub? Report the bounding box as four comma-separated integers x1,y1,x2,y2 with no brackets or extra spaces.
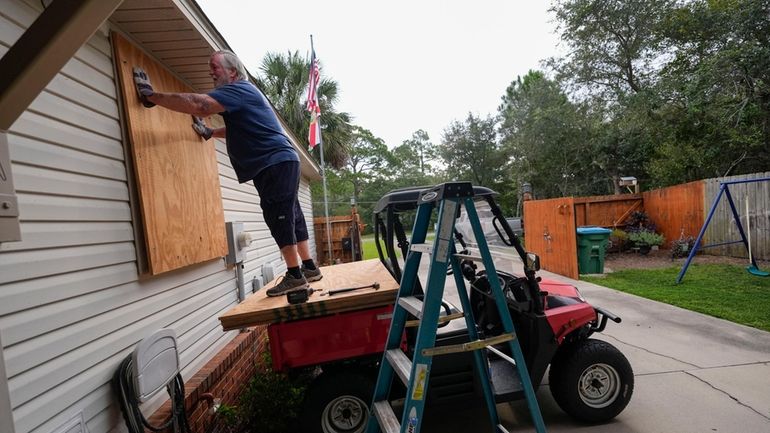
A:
609,229,629,252
225,351,313,433
624,211,657,234
671,236,696,258
628,230,665,247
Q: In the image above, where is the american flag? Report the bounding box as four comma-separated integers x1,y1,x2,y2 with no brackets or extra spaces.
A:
306,47,321,151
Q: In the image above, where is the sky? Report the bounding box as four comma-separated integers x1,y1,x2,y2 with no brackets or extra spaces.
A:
197,1,562,148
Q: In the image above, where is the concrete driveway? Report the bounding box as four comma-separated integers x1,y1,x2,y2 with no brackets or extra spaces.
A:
418,263,770,433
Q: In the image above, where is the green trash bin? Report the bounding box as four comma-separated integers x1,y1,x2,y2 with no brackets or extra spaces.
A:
576,226,612,274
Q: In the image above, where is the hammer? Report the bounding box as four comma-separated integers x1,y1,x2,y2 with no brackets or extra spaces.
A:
321,282,380,296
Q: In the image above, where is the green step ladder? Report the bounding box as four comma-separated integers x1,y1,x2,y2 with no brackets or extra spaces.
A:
366,182,547,433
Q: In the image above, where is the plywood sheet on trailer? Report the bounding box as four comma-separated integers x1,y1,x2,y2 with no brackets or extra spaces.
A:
112,32,226,274
219,259,399,330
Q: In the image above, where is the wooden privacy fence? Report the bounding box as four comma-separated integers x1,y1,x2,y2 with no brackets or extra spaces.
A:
574,194,643,228
702,172,770,260
523,171,769,279
641,180,704,248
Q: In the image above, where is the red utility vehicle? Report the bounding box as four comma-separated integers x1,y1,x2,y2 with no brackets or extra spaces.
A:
268,186,633,433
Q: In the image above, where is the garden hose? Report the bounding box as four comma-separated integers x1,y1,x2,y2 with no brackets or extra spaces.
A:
112,354,191,433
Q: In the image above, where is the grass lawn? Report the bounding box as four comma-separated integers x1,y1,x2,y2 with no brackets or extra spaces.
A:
361,234,380,260
360,232,435,261
582,263,770,332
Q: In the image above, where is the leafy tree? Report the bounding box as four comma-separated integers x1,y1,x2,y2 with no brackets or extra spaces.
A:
385,130,443,189
310,169,352,217
255,51,353,168
499,71,602,198
550,0,673,99
401,129,437,176
436,113,516,213
341,126,389,203
590,92,658,192
650,0,770,182
548,0,672,191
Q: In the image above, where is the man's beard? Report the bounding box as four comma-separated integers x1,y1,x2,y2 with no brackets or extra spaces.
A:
214,75,230,88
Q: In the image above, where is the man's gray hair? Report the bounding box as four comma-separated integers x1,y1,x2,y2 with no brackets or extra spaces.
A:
213,50,248,80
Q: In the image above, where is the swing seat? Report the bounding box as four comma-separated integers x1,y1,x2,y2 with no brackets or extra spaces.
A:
747,265,769,277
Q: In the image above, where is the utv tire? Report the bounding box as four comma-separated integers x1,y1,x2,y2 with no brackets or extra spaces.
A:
549,339,633,423
300,370,374,433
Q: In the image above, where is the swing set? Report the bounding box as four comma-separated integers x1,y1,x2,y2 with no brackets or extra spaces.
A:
676,176,770,284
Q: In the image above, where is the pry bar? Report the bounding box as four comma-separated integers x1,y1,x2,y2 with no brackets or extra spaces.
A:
322,282,380,296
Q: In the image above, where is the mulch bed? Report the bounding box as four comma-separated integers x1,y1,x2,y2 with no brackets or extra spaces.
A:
604,248,770,273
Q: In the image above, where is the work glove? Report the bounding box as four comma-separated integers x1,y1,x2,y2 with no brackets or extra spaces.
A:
192,116,213,140
132,66,155,108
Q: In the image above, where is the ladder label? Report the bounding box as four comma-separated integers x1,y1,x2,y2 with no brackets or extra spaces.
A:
435,239,449,262
407,407,418,432
411,363,428,401
438,200,457,238
435,200,457,262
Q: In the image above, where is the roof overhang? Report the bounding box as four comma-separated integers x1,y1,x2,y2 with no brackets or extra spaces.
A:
0,0,124,131
0,0,321,179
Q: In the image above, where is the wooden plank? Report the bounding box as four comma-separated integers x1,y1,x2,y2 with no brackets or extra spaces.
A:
219,259,399,330
574,193,642,204
111,32,227,274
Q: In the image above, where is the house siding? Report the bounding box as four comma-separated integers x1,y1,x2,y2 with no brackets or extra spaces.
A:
0,1,316,432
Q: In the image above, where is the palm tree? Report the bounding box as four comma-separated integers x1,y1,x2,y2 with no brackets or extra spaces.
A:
254,51,352,168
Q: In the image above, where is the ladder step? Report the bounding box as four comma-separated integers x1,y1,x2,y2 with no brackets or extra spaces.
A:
398,296,423,319
421,333,514,357
385,349,412,386
453,252,484,262
455,245,520,263
487,345,516,365
405,311,464,328
410,243,433,254
372,400,400,433
489,357,524,398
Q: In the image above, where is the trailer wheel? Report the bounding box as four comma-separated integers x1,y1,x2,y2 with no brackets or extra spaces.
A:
549,339,633,423
300,370,374,433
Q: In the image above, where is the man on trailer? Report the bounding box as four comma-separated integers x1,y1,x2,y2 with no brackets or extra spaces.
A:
131,51,321,296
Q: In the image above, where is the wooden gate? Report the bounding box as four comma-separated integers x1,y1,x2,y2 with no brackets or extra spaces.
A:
523,197,578,279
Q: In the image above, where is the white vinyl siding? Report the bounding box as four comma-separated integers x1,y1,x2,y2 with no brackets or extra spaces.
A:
1,5,230,433
0,2,318,432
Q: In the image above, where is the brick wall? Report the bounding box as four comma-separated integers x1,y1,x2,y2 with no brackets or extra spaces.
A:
147,326,268,433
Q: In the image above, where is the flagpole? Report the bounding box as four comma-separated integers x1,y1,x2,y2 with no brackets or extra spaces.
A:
319,126,334,265
310,35,334,265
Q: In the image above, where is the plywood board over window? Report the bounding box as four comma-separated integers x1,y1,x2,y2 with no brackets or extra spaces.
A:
112,32,226,275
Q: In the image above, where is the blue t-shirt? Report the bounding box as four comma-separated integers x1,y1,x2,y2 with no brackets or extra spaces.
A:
208,80,299,183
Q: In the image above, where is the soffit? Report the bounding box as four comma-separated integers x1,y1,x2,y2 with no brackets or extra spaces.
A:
110,0,222,92
108,0,321,178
